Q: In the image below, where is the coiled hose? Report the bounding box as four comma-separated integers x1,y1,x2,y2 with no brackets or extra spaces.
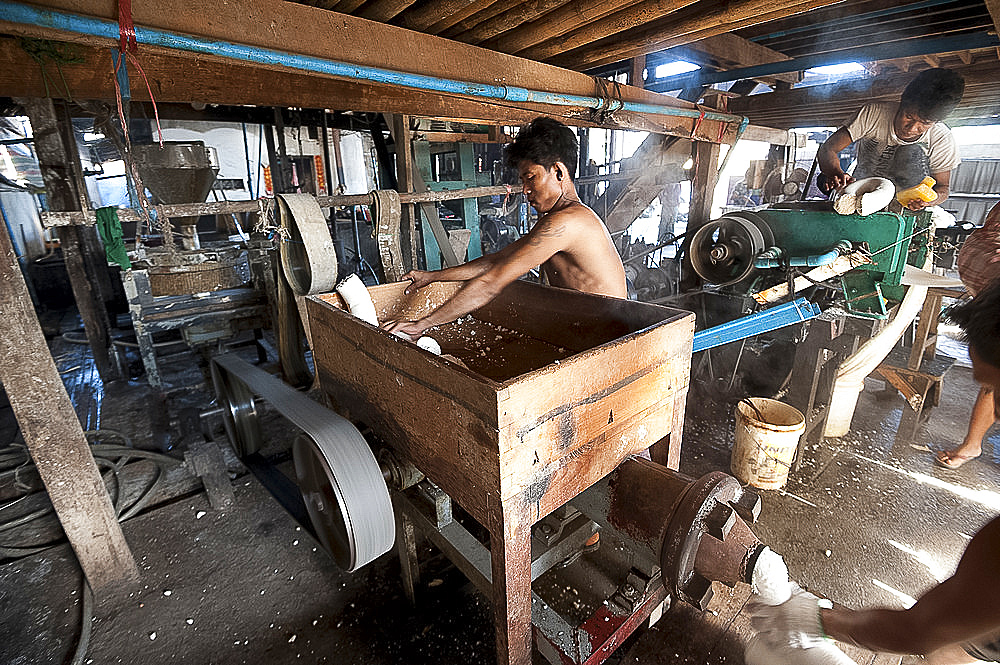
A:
0,430,182,664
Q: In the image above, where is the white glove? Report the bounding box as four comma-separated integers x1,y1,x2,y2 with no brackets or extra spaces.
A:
748,585,832,649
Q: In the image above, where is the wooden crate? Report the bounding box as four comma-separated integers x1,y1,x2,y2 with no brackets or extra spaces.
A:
307,279,694,665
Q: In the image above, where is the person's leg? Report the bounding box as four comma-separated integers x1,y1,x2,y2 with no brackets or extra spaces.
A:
937,387,996,468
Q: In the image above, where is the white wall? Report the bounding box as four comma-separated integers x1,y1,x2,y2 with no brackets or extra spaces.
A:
0,188,46,261
84,120,377,205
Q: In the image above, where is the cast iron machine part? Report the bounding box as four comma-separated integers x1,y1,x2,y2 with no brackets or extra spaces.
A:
572,456,765,610
210,354,771,660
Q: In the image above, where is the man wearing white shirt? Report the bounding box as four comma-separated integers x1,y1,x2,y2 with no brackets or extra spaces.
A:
817,68,965,210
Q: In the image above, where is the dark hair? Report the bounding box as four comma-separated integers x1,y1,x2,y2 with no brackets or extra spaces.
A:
504,117,578,180
899,68,965,121
948,279,1000,370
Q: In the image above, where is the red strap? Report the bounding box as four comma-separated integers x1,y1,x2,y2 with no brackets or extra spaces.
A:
118,0,137,53
692,110,705,138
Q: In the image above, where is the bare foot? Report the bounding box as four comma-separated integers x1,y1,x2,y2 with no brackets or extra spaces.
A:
935,449,980,469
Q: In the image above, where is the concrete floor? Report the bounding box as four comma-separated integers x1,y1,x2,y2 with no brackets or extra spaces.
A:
1,322,997,665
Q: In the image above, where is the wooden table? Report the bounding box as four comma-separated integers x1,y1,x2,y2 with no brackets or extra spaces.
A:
308,280,694,665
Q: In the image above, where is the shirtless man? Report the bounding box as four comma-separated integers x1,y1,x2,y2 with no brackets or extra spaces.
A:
383,116,627,338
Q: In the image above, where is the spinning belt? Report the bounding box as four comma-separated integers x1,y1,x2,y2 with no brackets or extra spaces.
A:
211,353,394,571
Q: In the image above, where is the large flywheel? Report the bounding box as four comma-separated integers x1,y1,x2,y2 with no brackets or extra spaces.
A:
211,354,395,571
689,213,772,286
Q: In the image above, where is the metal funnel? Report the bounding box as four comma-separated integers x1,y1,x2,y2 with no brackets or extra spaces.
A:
133,141,219,205
133,141,219,249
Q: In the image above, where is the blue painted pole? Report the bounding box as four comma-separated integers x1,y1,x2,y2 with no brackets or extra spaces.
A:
1,1,745,128
692,298,822,352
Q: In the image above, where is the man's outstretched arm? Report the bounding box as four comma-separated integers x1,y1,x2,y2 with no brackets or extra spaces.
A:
822,515,1000,655
397,235,530,293
384,215,571,337
817,127,856,191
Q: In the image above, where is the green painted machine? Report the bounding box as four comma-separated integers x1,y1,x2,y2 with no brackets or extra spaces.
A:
688,204,933,318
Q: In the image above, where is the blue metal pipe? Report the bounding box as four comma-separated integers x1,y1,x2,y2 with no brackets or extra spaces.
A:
648,32,1000,91
754,240,852,269
1,1,744,127
692,298,822,353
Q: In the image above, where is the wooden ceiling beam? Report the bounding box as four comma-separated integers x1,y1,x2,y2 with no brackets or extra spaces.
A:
728,62,1000,128
447,0,572,43
0,37,566,125
334,0,368,13
969,0,1000,44
396,0,485,31
659,33,801,85
478,0,647,54
516,0,702,61
737,0,919,40
0,35,743,140
549,0,842,70
423,0,500,35
359,0,418,22
1,0,739,138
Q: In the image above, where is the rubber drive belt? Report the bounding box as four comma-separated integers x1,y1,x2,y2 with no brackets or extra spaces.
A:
212,354,394,572
277,193,338,295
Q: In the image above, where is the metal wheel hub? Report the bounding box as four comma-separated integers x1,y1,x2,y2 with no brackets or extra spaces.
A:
690,213,772,286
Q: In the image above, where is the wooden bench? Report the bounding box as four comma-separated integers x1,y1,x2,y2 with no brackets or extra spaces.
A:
875,350,955,446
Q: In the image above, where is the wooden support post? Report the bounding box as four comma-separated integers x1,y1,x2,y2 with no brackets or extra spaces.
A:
391,114,419,272
388,115,461,270
19,97,116,381
458,142,482,261
393,494,421,605
0,198,138,594
490,512,533,665
631,55,646,88
908,289,946,370
680,140,722,288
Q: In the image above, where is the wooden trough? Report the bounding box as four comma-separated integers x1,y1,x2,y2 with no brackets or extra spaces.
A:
307,279,694,665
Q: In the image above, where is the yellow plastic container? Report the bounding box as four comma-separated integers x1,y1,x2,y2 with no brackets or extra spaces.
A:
896,176,936,206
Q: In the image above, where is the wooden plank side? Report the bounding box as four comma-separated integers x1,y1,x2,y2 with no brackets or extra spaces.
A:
528,397,679,521
308,293,503,524
498,307,693,441
499,311,694,503
500,354,684,474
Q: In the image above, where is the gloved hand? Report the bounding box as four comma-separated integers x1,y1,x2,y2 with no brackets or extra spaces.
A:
748,585,832,649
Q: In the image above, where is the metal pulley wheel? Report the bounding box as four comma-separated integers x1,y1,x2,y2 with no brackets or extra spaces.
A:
660,471,748,608
211,354,395,571
210,359,263,457
689,213,772,286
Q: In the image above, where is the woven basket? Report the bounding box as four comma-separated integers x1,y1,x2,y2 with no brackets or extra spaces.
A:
147,255,249,296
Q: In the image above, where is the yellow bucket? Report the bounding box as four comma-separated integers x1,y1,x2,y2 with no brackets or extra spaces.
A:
731,398,805,490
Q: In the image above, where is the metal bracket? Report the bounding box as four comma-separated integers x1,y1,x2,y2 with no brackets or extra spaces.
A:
610,568,655,614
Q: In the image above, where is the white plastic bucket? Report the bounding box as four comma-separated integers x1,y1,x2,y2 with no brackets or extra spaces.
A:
731,398,805,490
